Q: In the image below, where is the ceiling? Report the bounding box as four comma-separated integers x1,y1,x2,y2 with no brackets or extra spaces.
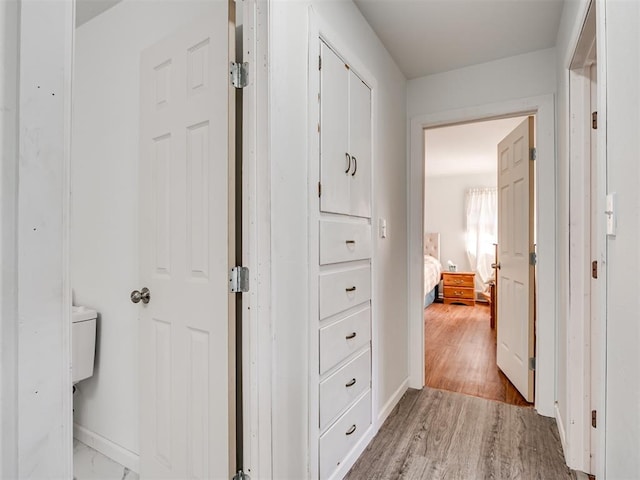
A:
354,0,565,79
76,0,122,27
425,116,527,177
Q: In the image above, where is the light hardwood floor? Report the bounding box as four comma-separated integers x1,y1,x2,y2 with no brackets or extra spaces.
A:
345,387,574,480
424,302,530,406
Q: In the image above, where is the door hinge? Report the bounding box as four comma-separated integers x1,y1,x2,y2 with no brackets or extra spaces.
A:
592,260,598,279
529,147,537,161
233,470,251,480
319,55,322,70
529,252,537,266
592,111,598,129
529,357,536,371
229,266,249,293
318,182,322,197
592,409,597,428
230,62,249,89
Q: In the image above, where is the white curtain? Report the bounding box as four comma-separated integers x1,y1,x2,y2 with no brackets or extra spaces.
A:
465,188,497,289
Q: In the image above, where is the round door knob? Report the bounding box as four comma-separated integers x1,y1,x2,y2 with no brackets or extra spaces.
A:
491,262,501,270
131,287,151,304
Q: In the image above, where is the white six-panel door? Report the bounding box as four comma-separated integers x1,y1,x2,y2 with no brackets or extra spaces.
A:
138,7,234,479
496,117,535,403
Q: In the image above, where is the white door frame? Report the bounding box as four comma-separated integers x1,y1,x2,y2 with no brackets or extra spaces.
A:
4,0,75,476
565,0,607,477
408,94,557,417
5,0,273,477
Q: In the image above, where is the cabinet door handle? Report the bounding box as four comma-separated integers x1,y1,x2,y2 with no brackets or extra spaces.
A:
345,286,357,292
345,378,356,388
345,153,351,174
351,156,357,176
345,425,357,436
345,332,357,340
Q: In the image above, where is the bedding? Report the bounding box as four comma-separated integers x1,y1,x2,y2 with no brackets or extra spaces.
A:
424,254,442,308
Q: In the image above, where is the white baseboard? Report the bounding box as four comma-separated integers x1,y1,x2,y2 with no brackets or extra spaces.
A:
74,423,139,473
555,403,568,460
377,377,409,428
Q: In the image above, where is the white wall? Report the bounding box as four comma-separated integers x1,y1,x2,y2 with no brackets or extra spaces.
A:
599,1,640,476
407,47,557,118
71,0,217,459
0,0,19,476
424,172,496,274
269,1,407,477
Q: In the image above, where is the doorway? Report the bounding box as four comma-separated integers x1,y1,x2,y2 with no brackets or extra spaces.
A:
70,1,237,478
422,116,534,406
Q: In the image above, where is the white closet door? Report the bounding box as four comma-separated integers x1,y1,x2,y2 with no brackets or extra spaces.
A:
320,42,350,215
348,73,371,218
138,9,233,479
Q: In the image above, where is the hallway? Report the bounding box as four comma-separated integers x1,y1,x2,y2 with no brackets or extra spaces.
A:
345,387,573,480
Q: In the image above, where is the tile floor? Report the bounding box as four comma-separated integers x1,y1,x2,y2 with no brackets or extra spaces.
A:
74,439,139,480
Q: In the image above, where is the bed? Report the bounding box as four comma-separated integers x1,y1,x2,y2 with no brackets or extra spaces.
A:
424,233,443,308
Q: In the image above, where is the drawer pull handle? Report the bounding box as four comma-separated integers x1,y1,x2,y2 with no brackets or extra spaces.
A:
345,332,357,340
345,240,356,245
454,279,462,284
346,286,357,292
345,378,357,388
455,290,464,296
346,425,357,436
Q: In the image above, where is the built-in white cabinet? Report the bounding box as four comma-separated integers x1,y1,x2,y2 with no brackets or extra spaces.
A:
320,42,372,219
314,39,373,480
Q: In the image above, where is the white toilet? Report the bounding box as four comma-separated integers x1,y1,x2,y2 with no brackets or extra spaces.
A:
72,306,97,384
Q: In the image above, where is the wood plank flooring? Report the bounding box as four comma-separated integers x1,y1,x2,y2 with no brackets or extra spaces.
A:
424,302,531,407
345,387,574,480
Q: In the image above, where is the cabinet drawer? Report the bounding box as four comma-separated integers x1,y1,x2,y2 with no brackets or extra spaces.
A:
319,266,371,320
442,273,475,288
320,307,370,374
320,220,371,265
320,348,370,431
319,390,371,480
443,286,475,300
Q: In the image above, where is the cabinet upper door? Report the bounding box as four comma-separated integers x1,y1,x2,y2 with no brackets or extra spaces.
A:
348,73,371,218
320,42,350,215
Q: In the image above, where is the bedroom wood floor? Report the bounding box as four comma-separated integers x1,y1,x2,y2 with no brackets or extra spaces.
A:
345,387,574,480
424,302,531,407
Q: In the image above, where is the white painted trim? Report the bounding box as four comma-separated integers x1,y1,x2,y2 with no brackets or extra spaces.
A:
593,2,607,478
0,1,20,477
73,424,139,473
242,0,273,478
376,377,408,428
563,1,608,477
556,403,568,459
16,0,74,476
408,95,557,418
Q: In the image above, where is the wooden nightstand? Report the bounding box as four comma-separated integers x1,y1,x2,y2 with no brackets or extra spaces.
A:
442,271,476,306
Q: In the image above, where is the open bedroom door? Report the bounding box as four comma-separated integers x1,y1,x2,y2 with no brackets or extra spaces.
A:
496,116,535,403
